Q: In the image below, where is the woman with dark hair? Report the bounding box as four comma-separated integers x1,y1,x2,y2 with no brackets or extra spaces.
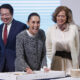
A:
46,6,79,75
15,12,49,73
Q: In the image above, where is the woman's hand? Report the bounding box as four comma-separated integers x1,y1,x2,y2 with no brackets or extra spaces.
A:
44,67,50,72
26,67,33,74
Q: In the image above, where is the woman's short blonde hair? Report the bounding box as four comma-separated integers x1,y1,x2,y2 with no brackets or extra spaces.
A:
52,6,73,23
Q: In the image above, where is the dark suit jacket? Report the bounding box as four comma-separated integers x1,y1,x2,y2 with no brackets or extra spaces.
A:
0,19,27,72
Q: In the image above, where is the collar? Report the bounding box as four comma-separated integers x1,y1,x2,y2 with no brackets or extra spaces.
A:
26,30,36,38
56,24,69,32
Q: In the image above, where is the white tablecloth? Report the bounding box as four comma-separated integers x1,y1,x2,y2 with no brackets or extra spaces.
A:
0,71,80,80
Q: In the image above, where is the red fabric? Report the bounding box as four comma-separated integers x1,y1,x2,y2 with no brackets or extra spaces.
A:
3,24,7,45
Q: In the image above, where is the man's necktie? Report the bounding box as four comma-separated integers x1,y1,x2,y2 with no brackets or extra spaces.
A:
3,24,7,45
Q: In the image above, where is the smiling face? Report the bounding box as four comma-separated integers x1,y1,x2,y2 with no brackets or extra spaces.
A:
28,16,40,35
0,8,13,24
56,10,67,26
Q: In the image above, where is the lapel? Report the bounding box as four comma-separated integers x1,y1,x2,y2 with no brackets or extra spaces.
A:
0,24,5,46
6,19,16,45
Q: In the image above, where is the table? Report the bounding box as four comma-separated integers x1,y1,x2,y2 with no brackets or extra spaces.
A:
0,71,80,80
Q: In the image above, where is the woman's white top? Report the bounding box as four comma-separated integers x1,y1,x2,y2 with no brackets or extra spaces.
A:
46,23,79,71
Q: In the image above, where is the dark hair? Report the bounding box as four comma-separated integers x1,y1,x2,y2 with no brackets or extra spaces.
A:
52,6,73,23
28,12,40,22
0,4,13,15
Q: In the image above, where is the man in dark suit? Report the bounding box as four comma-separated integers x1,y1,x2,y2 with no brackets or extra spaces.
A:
0,4,27,72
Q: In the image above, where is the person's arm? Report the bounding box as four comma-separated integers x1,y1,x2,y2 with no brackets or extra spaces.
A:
46,28,52,61
70,25,79,69
41,36,47,68
15,33,30,71
46,27,56,69
38,30,47,68
74,25,79,68
75,26,79,59
40,30,50,72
